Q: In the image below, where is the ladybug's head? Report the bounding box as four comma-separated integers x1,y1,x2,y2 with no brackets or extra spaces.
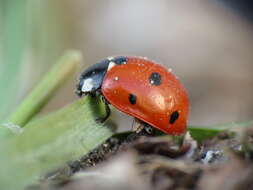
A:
76,56,128,96
76,59,109,96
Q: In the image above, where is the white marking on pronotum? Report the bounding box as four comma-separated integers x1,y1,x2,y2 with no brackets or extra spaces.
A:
107,56,114,61
114,76,119,81
107,61,116,71
81,78,94,92
2,122,24,134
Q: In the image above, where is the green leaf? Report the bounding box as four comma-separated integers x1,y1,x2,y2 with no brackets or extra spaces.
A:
0,95,115,190
188,120,253,143
188,127,222,143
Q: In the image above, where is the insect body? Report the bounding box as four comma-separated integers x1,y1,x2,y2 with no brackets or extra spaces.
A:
76,56,189,135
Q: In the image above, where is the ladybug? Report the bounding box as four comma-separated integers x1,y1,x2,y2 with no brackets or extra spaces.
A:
76,56,189,135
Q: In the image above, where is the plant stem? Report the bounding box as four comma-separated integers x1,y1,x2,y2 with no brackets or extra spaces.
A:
0,51,82,137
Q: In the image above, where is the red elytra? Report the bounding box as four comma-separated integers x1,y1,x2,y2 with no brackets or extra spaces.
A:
101,57,189,135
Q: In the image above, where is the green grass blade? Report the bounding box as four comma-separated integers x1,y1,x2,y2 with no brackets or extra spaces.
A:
0,51,82,138
188,120,253,143
0,96,115,190
7,51,81,126
0,0,27,120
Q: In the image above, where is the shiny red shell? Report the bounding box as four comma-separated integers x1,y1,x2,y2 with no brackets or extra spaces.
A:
101,57,189,135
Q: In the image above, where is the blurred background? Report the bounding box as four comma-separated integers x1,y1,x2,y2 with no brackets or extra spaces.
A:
0,0,253,128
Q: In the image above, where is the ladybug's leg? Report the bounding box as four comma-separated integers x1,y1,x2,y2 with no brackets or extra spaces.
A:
132,118,144,133
132,118,154,135
95,96,111,123
143,124,154,135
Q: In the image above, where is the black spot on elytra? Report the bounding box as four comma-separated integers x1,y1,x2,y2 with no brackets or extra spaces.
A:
169,111,179,124
149,72,161,86
129,94,137,105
